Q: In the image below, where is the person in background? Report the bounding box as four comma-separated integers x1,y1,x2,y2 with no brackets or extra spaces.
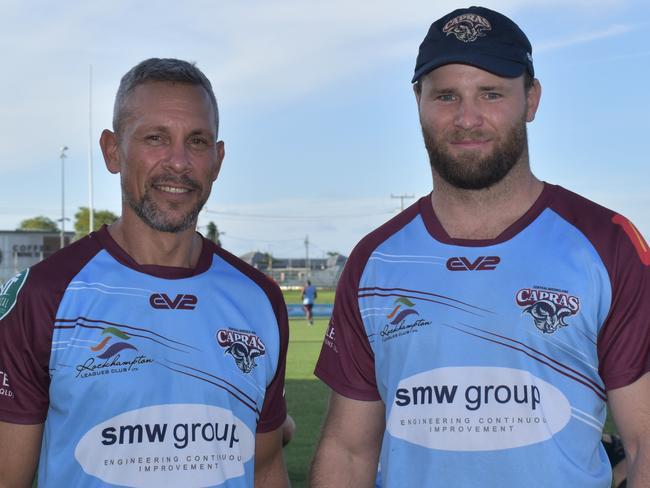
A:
302,280,318,325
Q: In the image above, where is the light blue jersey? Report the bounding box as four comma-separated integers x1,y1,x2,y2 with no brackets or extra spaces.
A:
302,285,317,305
0,226,288,487
316,185,650,487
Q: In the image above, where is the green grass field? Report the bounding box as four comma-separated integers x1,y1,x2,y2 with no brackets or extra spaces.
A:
282,288,333,487
284,317,330,487
282,288,336,305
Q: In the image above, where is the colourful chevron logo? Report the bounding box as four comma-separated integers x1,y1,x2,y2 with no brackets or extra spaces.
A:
90,327,138,359
386,297,419,325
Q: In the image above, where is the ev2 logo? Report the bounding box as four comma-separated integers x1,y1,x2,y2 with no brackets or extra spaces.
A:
446,256,501,271
149,293,198,310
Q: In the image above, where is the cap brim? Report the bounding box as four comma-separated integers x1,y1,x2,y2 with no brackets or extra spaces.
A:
412,53,527,83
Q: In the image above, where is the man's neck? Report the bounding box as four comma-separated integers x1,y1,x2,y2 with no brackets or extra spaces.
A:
431,164,544,240
107,213,203,268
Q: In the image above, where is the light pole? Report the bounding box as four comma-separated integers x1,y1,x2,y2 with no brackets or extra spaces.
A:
59,146,68,249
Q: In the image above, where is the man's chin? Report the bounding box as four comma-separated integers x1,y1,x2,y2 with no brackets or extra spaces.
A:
134,205,200,233
143,218,197,233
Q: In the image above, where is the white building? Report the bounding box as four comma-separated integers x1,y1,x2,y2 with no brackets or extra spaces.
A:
0,230,74,283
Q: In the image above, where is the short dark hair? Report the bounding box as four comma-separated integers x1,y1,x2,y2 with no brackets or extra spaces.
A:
113,58,219,138
413,70,535,95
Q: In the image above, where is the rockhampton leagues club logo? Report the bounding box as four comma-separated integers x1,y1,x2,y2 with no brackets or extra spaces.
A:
76,327,153,379
380,297,432,341
516,286,580,334
216,329,266,374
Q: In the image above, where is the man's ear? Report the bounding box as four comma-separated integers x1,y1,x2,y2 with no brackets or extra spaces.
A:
526,79,542,123
212,140,225,182
100,129,121,174
413,83,422,107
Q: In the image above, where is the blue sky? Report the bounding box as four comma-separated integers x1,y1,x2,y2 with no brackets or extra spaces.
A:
1,0,648,258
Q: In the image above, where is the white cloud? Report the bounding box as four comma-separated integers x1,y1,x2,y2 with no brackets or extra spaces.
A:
536,24,636,53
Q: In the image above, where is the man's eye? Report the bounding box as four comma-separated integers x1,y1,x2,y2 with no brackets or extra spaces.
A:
145,135,164,144
484,92,502,100
189,137,209,146
437,94,456,102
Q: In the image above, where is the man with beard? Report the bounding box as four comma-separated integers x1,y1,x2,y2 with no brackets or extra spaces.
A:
0,58,290,487
311,7,650,487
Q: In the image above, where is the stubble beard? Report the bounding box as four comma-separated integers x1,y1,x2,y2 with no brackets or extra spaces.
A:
422,117,528,191
123,175,207,233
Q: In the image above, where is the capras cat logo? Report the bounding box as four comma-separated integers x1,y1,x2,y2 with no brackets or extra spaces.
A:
443,13,492,43
149,293,197,310
217,329,266,374
446,256,500,271
516,287,580,334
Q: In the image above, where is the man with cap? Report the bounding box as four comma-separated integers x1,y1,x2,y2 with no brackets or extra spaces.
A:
310,6,650,487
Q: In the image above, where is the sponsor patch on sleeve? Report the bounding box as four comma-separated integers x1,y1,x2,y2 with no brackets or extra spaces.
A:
0,269,29,321
612,215,650,266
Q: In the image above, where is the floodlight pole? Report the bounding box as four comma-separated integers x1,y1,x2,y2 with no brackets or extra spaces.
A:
88,65,94,233
304,234,310,277
59,146,68,249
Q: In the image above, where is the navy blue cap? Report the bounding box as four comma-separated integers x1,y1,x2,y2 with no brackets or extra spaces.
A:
412,6,534,83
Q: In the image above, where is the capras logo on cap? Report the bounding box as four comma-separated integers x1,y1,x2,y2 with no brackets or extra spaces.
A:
443,13,492,43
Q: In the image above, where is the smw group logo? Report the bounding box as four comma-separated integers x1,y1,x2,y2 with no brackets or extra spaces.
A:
380,297,431,342
75,326,153,379
387,367,571,452
75,404,255,486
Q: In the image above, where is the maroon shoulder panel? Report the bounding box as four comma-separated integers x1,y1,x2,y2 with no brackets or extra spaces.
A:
206,241,289,433
548,186,650,390
0,233,103,424
314,198,423,401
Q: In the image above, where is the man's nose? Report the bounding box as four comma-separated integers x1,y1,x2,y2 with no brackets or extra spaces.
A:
163,139,191,173
454,99,483,130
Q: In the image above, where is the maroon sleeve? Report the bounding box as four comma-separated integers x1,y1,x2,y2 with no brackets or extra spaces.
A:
549,186,650,390
0,269,51,424
208,242,288,433
0,234,102,424
314,198,424,401
256,281,289,433
596,214,650,390
314,258,381,401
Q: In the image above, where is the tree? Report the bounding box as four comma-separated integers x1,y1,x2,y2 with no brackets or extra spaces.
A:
18,216,59,232
206,221,221,246
74,207,118,238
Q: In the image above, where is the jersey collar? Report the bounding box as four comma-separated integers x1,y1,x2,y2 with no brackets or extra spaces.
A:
419,182,557,247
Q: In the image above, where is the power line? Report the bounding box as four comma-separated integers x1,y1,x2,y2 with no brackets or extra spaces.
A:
203,208,394,221
391,193,415,212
